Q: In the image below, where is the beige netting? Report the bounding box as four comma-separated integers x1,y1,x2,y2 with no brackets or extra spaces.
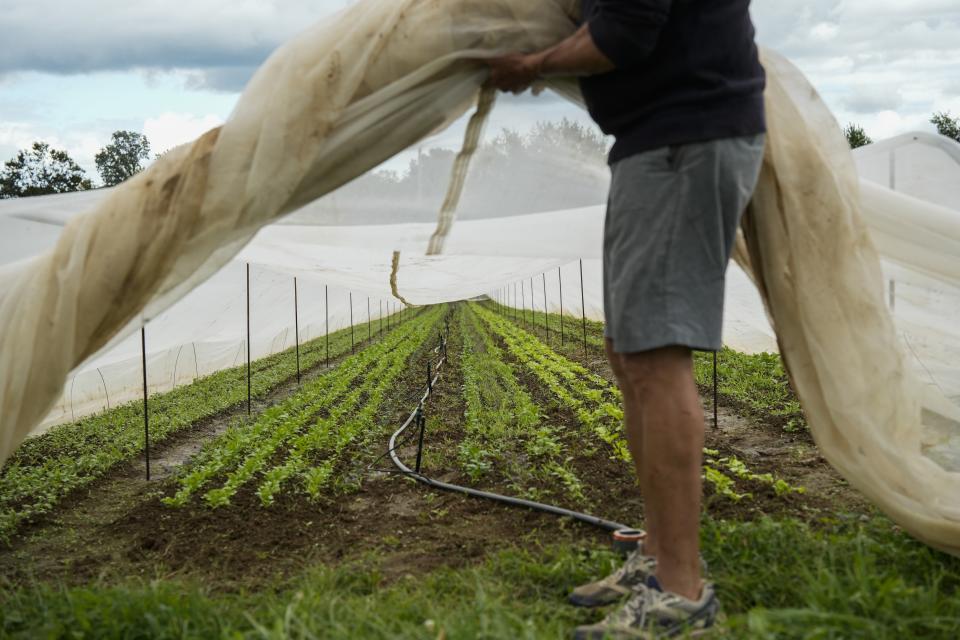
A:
0,0,958,554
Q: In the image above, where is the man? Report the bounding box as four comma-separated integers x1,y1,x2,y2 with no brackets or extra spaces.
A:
485,1,765,638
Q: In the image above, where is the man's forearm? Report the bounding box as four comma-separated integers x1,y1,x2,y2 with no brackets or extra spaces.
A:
484,23,614,93
534,24,615,77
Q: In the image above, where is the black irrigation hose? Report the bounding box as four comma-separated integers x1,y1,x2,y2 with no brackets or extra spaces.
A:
388,351,630,534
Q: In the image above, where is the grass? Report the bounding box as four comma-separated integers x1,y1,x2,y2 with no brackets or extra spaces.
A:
2,517,957,639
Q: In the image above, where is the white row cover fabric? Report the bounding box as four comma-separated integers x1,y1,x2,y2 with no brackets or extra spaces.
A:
0,0,958,554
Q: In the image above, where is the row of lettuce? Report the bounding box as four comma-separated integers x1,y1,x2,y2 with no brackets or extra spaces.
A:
456,304,585,502
166,305,445,507
488,299,806,432
0,309,415,541
475,302,804,503
3,296,804,541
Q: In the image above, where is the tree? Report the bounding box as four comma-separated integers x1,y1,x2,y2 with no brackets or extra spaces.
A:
930,111,960,143
843,123,872,149
0,142,92,199
95,130,151,186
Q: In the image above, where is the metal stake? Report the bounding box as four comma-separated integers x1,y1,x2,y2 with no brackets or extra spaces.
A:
367,297,371,342
530,276,535,333
713,351,719,430
325,285,330,368
246,263,251,416
414,409,426,473
579,259,587,355
542,272,549,343
427,361,433,393
558,267,564,346
349,292,355,353
380,300,383,337
520,280,526,328
294,277,300,385
141,327,150,481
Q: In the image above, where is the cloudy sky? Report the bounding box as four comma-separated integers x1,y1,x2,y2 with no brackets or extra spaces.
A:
1,0,958,183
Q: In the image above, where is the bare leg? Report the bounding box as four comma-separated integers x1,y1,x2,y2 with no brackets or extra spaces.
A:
621,346,703,600
605,338,659,557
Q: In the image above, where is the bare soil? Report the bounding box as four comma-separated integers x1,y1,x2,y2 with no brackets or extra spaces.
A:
0,303,869,592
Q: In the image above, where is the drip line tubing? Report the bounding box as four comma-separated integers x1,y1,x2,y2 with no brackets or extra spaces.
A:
388,339,629,534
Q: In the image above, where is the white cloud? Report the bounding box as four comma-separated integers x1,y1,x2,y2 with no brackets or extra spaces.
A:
752,0,960,139
1,0,958,169
0,1,348,77
843,86,904,114
143,112,224,156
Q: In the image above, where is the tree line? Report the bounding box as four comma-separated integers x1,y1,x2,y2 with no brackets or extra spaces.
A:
845,111,960,149
0,130,150,198
3,111,958,200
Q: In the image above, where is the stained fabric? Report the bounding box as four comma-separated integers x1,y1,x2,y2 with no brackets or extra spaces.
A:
0,0,958,555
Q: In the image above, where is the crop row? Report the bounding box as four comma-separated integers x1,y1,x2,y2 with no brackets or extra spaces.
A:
0,309,415,542
473,302,805,502
457,305,584,502
488,300,806,434
166,305,446,507
489,300,605,351
473,303,629,461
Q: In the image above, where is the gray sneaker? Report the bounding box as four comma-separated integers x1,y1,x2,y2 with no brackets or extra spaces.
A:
569,550,657,607
570,553,709,608
573,577,720,639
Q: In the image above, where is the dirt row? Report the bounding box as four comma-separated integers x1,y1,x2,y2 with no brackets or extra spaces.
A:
0,303,869,591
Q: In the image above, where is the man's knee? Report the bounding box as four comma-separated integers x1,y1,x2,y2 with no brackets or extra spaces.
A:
618,346,693,397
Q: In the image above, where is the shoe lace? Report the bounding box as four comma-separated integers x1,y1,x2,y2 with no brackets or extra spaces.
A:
603,588,650,627
603,585,686,629
620,550,654,579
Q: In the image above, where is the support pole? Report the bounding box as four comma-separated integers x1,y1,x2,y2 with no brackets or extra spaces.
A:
427,361,433,393
520,280,526,329
380,300,384,337
349,292,355,353
542,272,549,343
141,327,150,481
414,409,426,474
325,285,330,367
530,276,535,333
713,351,719,430
246,263,251,416
579,259,588,355
294,277,301,385
367,297,371,342
558,267,564,346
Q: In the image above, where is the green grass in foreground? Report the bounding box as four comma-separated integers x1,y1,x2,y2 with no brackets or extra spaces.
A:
3,517,958,639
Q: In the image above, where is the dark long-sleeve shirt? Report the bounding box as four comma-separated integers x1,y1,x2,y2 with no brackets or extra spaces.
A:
579,0,766,163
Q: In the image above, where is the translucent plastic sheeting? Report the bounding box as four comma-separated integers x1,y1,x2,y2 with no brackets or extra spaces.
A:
0,0,959,553
854,132,960,212
38,261,403,432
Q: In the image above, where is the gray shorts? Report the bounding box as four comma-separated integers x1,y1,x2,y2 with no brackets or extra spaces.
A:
603,134,765,354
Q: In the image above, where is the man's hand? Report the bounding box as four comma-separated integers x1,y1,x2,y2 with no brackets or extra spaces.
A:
483,26,615,95
485,53,544,94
